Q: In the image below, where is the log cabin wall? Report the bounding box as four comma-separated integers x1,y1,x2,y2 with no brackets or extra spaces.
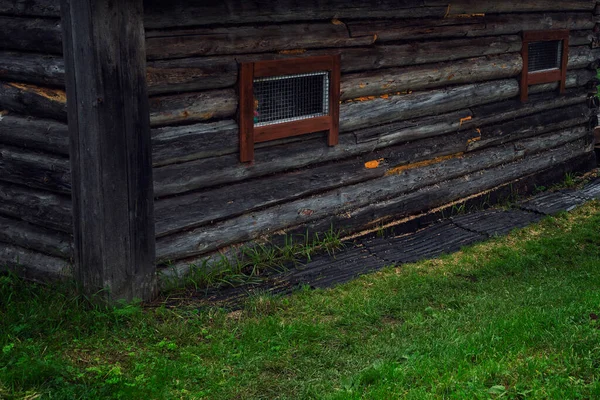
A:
1,0,600,278
0,3,72,279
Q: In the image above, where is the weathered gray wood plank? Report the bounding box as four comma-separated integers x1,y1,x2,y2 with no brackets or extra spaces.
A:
0,16,62,54
0,113,69,155
0,243,72,280
0,51,65,87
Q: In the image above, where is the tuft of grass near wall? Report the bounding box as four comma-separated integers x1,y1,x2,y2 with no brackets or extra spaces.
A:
2,201,600,399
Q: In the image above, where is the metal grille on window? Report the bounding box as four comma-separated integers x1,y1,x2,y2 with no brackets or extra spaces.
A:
528,40,563,72
253,72,330,127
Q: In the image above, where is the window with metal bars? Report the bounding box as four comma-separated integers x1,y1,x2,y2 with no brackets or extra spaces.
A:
521,30,569,102
238,55,341,163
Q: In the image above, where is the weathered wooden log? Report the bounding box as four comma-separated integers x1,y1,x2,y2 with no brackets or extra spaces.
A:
341,53,522,101
300,141,594,239
569,47,600,69
148,88,238,127
0,0,60,17
0,113,69,155
147,57,237,95
146,22,375,60
0,51,65,87
0,243,72,280
155,127,590,261
0,182,72,233
0,16,62,54
571,29,595,46
348,13,594,42
530,68,596,94
154,107,588,238
0,82,67,121
143,1,448,29
339,79,519,133
0,144,71,194
0,215,73,259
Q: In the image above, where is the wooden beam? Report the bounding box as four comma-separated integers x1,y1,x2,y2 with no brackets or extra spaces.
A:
60,0,157,302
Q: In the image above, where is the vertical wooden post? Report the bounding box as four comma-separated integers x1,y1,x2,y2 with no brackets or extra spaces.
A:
60,0,157,302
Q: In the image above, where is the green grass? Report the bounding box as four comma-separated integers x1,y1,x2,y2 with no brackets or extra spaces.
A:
2,201,600,399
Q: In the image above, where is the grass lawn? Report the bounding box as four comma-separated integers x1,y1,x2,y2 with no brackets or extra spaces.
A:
2,201,600,399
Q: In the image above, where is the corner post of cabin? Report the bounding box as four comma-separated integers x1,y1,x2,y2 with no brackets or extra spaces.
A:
60,0,157,302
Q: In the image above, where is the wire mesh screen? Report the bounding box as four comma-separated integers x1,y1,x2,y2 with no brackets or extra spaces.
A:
528,40,563,72
253,72,330,127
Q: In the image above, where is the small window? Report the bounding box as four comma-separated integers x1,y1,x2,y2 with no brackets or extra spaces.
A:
521,30,569,102
238,55,341,162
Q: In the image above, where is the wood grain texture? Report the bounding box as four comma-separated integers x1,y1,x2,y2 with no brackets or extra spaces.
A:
0,113,69,155
0,215,73,259
0,16,62,54
0,0,60,16
0,243,72,281
0,82,67,121
146,22,374,60
0,144,71,194
341,53,522,101
61,0,156,302
0,181,72,233
0,51,65,87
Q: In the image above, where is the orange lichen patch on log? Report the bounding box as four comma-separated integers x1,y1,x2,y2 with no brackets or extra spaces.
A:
344,91,410,103
279,49,306,55
359,83,367,89
467,134,482,145
331,18,345,25
373,34,378,43
459,116,472,126
0,110,8,117
8,82,67,103
386,153,465,176
365,158,384,169
450,13,486,18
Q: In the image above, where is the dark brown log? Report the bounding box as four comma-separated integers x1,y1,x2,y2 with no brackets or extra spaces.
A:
146,22,375,60
155,127,590,261
0,113,69,155
348,13,594,42
147,57,237,95
0,243,71,281
61,0,156,301
0,16,62,54
148,89,238,127
339,79,519,133
0,51,65,87
0,144,71,194
0,182,72,232
341,53,522,101
0,215,73,259
143,1,447,29
0,82,67,121
0,0,60,17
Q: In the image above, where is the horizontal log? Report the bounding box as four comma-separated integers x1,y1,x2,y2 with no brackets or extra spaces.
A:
0,82,67,121
0,113,69,155
0,144,71,194
143,1,447,29
0,51,64,87
570,29,595,46
348,12,594,42
0,215,73,259
0,243,72,280
0,182,72,233
569,46,600,69
341,53,522,101
0,0,60,17
154,105,589,238
155,126,590,261
0,16,62,54
339,79,519,133
148,88,238,127
146,22,375,60
530,68,596,94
